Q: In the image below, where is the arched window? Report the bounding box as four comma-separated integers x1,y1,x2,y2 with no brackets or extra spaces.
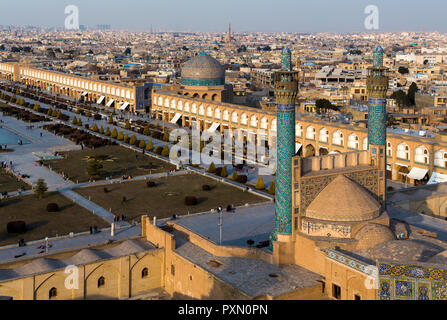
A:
363,137,368,151
415,146,429,164
250,115,258,128
191,103,197,114
435,150,447,168
397,143,410,160
306,126,316,140
296,123,303,138
49,287,57,299
142,268,149,278
260,117,268,130
164,98,169,108
332,130,344,146
97,276,105,288
387,141,392,157
157,96,163,106
171,99,176,109
319,128,329,143
271,118,277,132
177,100,183,111
206,106,212,118
347,133,359,149
231,112,238,123
184,102,190,113
223,110,229,121
198,104,205,116
215,108,221,120
241,113,248,125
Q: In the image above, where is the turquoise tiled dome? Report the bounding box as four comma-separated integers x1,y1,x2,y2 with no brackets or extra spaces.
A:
181,53,225,86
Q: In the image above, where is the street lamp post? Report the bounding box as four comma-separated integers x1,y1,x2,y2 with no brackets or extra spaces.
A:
217,207,223,245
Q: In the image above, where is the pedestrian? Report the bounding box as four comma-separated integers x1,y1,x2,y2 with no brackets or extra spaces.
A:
89,226,93,234
121,215,125,221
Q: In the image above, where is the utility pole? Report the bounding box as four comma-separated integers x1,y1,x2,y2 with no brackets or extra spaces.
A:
217,207,223,245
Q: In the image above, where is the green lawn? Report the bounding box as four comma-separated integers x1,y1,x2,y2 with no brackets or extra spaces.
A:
0,169,31,194
0,192,108,246
42,145,175,183
76,173,265,221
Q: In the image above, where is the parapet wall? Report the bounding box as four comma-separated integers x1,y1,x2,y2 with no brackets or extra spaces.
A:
300,150,369,176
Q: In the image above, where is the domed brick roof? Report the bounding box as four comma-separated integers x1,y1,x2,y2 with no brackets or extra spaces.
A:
354,223,395,250
305,175,381,222
181,53,225,86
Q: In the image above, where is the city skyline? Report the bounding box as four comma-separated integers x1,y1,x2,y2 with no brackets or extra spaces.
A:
0,0,446,33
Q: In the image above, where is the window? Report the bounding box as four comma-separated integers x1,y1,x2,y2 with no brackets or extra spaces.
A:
141,268,149,278
49,287,57,299
332,284,341,300
97,276,105,288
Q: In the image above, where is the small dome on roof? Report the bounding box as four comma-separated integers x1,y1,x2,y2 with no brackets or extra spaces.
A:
305,175,381,222
355,223,395,250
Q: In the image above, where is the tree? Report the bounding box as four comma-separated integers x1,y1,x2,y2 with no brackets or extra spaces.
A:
108,114,113,124
138,139,146,149
162,132,170,142
231,171,238,181
86,110,92,118
268,181,276,195
124,47,131,56
124,120,131,130
146,139,153,151
87,159,103,177
77,118,83,126
390,90,411,109
315,99,339,114
117,131,124,141
105,127,111,136
161,145,170,157
129,134,137,145
220,166,227,178
52,109,58,117
34,178,48,199
208,162,216,173
255,177,265,190
47,108,53,116
56,111,62,119
408,82,418,106
110,128,118,139
124,133,129,143
99,126,104,134
398,66,409,75
143,126,150,136
72,116,78,125
92,123,98,132
33,103,40,112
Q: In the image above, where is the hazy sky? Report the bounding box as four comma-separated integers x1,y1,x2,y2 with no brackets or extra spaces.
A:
1,0,446,33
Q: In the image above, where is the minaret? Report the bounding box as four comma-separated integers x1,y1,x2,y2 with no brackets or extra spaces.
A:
226,23,231,43
366,44,389,205
270,48,299,258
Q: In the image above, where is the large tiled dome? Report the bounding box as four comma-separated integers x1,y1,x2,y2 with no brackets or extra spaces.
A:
305,175,381,222
181,53,225,87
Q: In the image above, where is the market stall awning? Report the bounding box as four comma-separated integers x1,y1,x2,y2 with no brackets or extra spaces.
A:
170,113,182,124
97,96,105,104
119,102,129,110
427,172,447,185
407,167,428,180
207,122,220,133
106,99,114,107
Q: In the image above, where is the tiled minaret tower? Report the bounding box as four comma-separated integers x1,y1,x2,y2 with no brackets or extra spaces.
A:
272,48,299,244
367,45,389,205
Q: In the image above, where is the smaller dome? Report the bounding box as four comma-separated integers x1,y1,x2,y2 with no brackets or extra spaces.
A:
181,53,225,87
355,223,395,250
305,175,381,222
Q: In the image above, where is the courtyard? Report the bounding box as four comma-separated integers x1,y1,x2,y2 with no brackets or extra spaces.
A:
0,192,108,246
76,173,266,220
42,145,175,183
